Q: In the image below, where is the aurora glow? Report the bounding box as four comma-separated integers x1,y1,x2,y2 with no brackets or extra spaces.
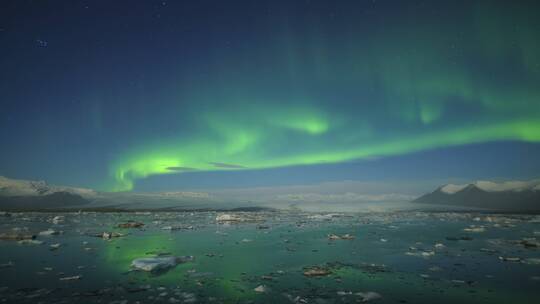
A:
1,0,539,191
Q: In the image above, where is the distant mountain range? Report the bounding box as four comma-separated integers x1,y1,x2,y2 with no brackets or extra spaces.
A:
0,176,97,198
1,176,539,212
413,180,540,211
0,176,240,211
0,176,95,209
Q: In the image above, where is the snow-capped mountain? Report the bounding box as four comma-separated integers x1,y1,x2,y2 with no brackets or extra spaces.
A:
0,176,97,197
0,176,219,210
440,180,540,194
414,179,540,211
0,176,97,209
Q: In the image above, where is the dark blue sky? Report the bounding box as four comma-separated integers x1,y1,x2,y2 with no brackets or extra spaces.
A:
1,0,539,191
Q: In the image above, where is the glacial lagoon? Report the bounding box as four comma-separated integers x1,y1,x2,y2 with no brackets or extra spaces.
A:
1,211,539,303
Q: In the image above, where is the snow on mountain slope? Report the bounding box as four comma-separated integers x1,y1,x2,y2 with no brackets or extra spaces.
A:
0,176,97,197
473,180,540,192
440,184,469,194
440,180,540,194
415,179,540,211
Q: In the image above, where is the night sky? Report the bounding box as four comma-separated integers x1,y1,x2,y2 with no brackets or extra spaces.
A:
1,0,539,192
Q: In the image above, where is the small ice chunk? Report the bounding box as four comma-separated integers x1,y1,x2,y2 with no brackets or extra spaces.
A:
216,214,240,222
18,239,43,245
254,285,269,293
355,291,382,302
405,250,434,258
328,233,355,240
337,291,353,296
49,243,61,250
39,229,60,236
52,216,64,224
499,256,521,262
131,256,194,273
463,226,485,233
59,275,82,281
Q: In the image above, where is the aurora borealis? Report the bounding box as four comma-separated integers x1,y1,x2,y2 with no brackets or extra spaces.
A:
1,0,540,192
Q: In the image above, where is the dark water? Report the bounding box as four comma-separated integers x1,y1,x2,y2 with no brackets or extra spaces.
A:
0,211,539,303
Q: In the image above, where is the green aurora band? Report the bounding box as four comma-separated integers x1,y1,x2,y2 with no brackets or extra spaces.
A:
109,2,540,191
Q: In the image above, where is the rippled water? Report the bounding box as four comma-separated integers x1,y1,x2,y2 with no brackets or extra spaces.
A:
0,211,539,303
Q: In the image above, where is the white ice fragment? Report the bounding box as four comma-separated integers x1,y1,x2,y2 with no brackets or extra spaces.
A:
131,256,194,272
355,291,382,302
254,285,269,293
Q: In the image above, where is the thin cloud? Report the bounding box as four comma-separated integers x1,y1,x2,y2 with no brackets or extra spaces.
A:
209,162,246,169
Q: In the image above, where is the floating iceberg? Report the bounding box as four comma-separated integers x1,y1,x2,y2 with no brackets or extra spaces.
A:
131,256,194,273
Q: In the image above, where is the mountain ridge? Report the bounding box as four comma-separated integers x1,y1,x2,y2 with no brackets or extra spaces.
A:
439,180,540,194
415,179,540,211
